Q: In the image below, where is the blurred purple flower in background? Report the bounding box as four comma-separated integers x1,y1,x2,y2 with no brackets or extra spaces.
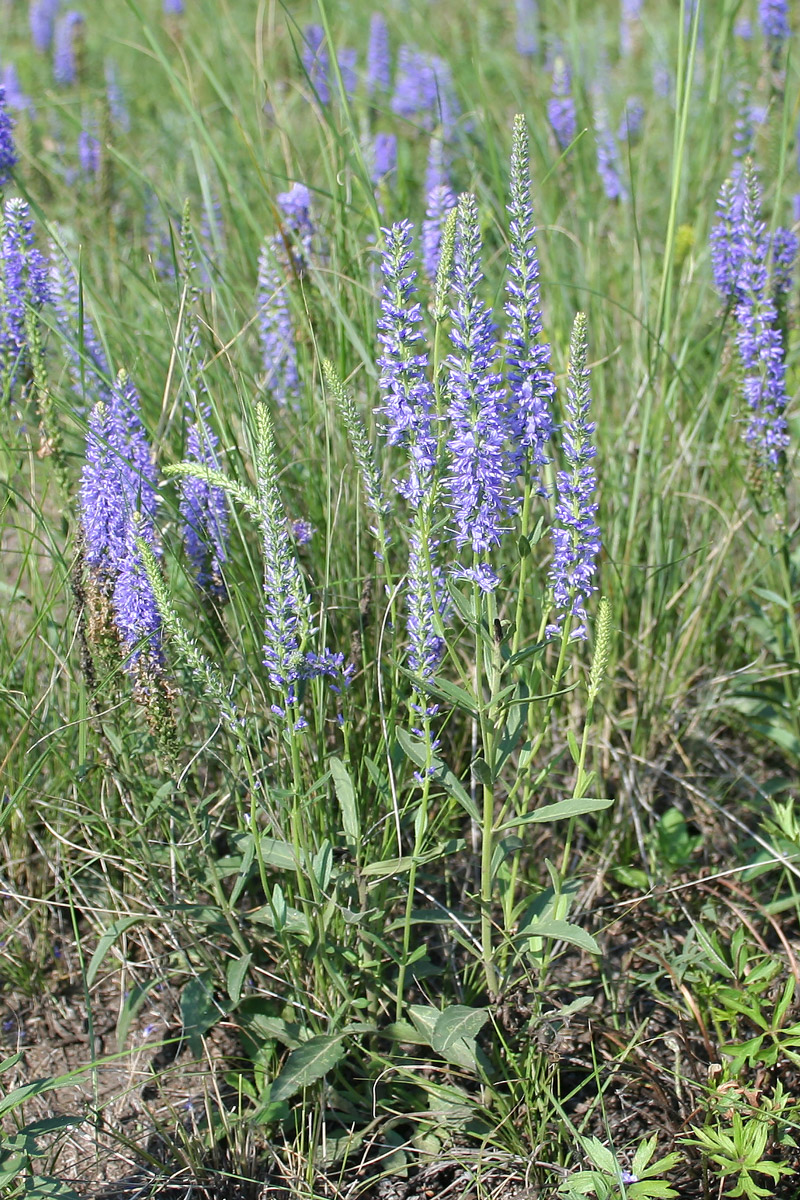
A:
78,119,100,176
2,66,33,113
0,86,18,187
53,11,84,86
367,12,390,95
30,0,60,53
180,406,229,599
303,24,330,105
759,0,790,45
371,131,397,183
422,183,456,280
548,56,576,151
515,0,539,57
105,61,130,131
619,0,643,56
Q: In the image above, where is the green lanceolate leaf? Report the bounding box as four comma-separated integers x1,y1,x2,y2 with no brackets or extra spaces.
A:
269,1034,347,1102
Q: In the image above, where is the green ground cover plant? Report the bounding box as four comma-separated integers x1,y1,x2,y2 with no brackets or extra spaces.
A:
1,0,800,1196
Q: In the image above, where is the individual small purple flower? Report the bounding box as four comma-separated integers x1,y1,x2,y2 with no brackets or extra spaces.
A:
163,0,185,14
371,131,397,183
734,163,790,469
594,101,627,201
303,24,330,105
53,11,84,87
422,183,456,280
0,86,17,188
367,13,390,96
505,115,556,481
30,0,60,53
617,96,644,143
2,67,33,114
735,18,753,39
376,219,437,507
759,0,790,45
619,1172,639,1186
547,312,600,641
105,61,130,132
291,519,314,545
515,0,539,57
78,120,100,176
180,406,229,598
548,56,576,151
445,193,514,568
619,0,643,56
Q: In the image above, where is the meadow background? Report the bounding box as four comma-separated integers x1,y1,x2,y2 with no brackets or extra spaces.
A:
1,0,800,1197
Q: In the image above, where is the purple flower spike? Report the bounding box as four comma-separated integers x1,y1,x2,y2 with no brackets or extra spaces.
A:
759,0,790,45
376,219,437,507
1,199,49,399
257,242,300,407
105,61,130,132
337,48,357,100
303,24,330,105
734,163,790,470
547,312,600,641
80,372,157,578
548,56,576,151
710,178,742,300
445,194,514,569
407,524,446,677
771,227,797,294
505,115,555,480
618,97,644,143
594,101,627,201
81,400,128,570
391,46,459,135
422,183,457,280
515,0,539,57
78,120,100,176
3,67,33,114
0,86,18,188
367,13,390,95
371,131,397,183
619,0,643,56
180,407,229,598
30,0,60,53
113,513,162,662
53,11,84,87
